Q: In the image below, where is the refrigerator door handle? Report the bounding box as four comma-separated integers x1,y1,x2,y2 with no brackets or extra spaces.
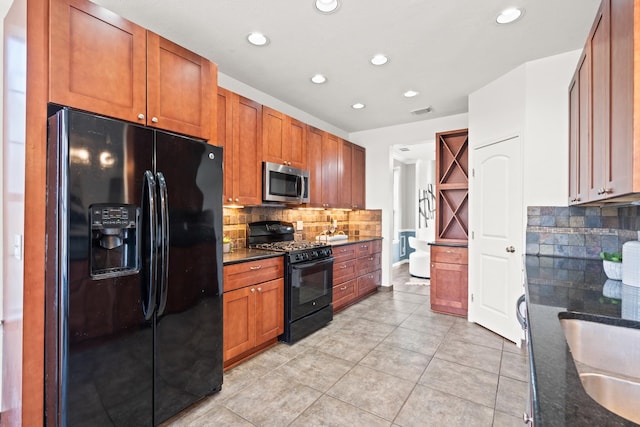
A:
156,172,170,316
142,170,158,321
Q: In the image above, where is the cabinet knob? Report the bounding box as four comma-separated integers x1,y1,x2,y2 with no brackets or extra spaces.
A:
235,198,240,202
257,287,262,292
506,246,516,253
250,288,255,293
227,198,233,202
137,113,145,120
151,117,159,123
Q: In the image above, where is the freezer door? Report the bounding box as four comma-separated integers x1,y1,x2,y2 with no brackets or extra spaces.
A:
50,108,156,426
154,132,223,424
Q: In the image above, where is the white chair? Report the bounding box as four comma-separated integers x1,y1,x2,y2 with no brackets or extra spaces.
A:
408,236,430,278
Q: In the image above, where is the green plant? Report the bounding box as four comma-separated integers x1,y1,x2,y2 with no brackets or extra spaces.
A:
223,236,231,244
600,251,622,262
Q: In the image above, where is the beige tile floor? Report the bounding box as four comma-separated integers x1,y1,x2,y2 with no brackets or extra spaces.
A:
164,263,528,427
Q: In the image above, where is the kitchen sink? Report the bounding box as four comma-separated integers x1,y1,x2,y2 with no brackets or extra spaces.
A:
559,316,640,424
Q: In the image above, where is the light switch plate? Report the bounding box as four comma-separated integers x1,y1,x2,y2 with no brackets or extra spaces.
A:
296,221,303,230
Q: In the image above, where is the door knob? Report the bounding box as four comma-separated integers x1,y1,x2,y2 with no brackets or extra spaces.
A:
506,246,516,253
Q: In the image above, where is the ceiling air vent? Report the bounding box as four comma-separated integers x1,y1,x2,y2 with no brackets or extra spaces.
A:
411,106,432,115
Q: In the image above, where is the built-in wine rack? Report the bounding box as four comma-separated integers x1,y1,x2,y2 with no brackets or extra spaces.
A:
435,129,469,243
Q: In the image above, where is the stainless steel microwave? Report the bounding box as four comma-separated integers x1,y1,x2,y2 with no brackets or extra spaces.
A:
263,162,310,204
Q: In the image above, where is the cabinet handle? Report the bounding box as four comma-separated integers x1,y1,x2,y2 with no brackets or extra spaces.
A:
137,113,145,120
340,286,347,291
597,187,612,195
506,246,516,253
523,413,533,425
340,265,347,269
251,288,255,293
151,117,159,123
249,265,262,270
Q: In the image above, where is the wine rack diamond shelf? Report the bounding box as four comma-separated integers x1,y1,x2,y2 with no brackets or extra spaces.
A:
435,129,469,243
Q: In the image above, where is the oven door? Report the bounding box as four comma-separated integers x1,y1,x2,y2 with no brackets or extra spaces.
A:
289,257,333,321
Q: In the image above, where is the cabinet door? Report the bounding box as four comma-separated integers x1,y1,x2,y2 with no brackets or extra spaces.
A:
255,278,284,345
321,133,340,208
339,140,353,208
263,106,286,165
430,262,468,316
306,126,324,207
351,144,366,209
233,95,263,205
568,52,590,205
223,287,256,361
286,116,307,170
588,2,610,201
146,33,215,139
609,0,634,196
217,87,234,203
49,0,146,123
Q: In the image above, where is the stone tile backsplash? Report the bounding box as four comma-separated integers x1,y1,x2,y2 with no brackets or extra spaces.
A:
223,207,382,249
526,206,640,259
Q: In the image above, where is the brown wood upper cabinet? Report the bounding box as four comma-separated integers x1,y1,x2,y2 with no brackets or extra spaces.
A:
262,106,307,169
217,88,263,206
307,126,341,208
339,140,366,210
50,0,216,140
569,0,638,204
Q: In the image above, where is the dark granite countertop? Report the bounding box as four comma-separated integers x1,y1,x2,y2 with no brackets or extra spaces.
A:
325,236,382,246
222,237,382,265
223,248,284,266
428,241,468,248
524,255,640,426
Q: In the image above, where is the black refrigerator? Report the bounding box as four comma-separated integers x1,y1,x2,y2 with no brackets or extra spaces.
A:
44,107,223,426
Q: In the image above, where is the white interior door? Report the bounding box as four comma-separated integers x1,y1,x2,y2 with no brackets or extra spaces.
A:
469,136,523,344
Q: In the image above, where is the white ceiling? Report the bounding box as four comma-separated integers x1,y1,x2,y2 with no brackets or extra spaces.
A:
92,0,600,134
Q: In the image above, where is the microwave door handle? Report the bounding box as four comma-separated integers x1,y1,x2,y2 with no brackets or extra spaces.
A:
296,175,302,198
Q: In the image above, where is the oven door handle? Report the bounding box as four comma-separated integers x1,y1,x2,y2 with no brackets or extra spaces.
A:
291,257,334,270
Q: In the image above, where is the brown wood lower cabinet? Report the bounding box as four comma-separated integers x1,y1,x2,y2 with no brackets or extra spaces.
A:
332,240,381,311
430,244,468,317
223,257,284,368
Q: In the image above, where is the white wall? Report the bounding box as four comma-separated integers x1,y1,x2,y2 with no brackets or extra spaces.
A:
524,50,581,206
350,113,469,286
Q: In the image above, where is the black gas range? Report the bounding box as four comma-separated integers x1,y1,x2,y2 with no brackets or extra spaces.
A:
247,221,333,343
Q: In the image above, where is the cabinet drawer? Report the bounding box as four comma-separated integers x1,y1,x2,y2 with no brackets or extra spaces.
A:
356,241,374,257
357,269,380,297
333,259,357,283
332,244,357,263
356,252,381,276
430,245,468,264
369,239,382,254
223,257,284,292
333,279,356,311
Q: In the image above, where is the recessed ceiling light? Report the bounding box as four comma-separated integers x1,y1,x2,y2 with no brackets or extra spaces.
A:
403,90,419,98
352,103,365,110
370,54,388,66
311,74,327,84
496,8,523,24
247,32,269,46
314,0,340,14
